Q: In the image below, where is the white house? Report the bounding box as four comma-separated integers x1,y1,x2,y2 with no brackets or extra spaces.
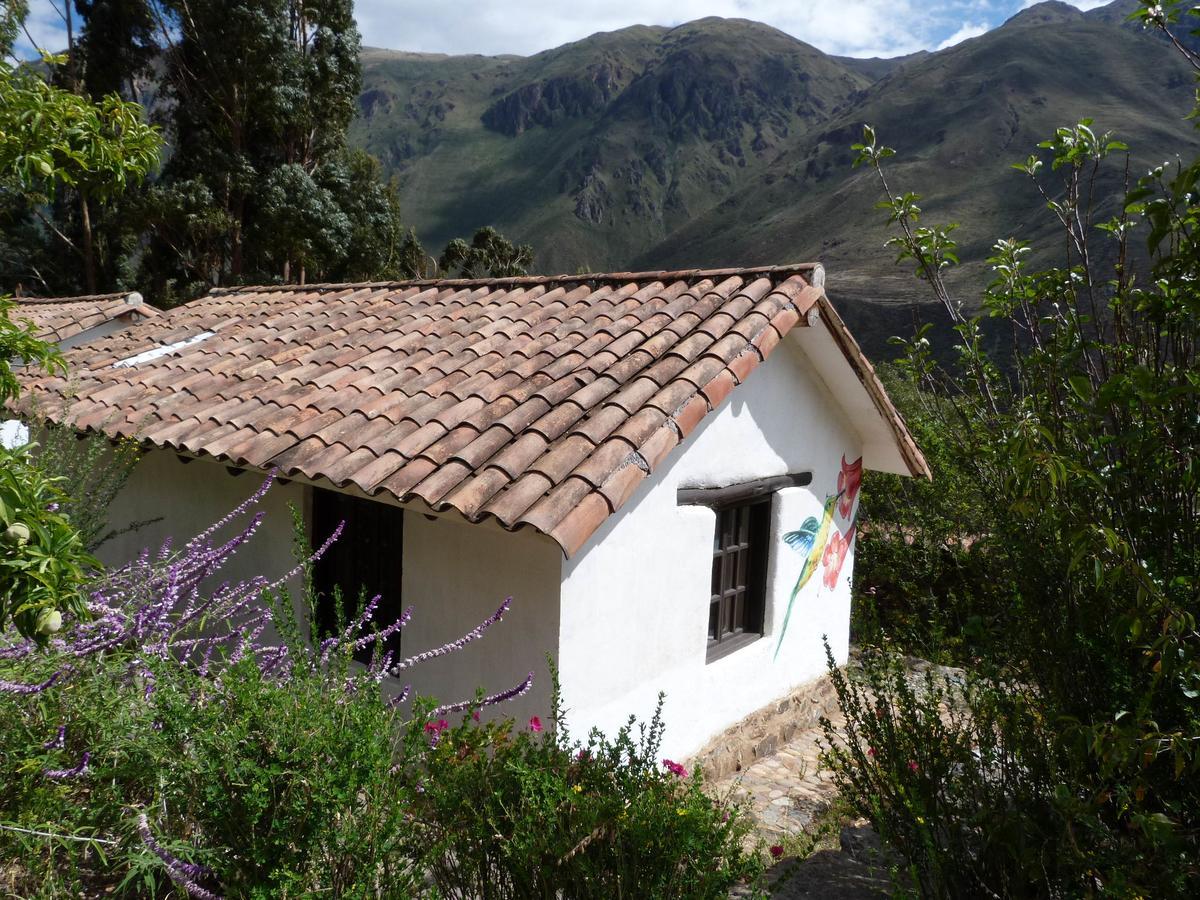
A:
14,265,927,761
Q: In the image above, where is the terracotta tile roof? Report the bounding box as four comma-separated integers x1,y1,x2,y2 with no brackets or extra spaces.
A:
13,265,927,555
6,292,158,344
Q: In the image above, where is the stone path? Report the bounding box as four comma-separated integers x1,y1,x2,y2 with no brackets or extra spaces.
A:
713,705,890,898
712,705,845,842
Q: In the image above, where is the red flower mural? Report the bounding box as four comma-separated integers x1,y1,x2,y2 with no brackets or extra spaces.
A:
837,455,863,519
821,525,855,590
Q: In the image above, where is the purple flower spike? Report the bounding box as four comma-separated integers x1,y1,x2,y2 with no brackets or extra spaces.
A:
432,671,534,717
1,669,66,695
44,751,90,780
43,725,66,750
390,598,512,673
137,813,221,899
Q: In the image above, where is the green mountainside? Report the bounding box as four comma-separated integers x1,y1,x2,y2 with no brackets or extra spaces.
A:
349,0,1200,353
352,18,868,272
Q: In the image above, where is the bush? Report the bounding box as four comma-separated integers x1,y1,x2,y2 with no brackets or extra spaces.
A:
821,646,1084,897
830,8,1200,892
405,688,763,899
1,482,763,897
851,370,1000,662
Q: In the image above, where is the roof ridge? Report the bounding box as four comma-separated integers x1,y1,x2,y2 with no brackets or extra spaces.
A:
12,292,130,305
205,262,824,296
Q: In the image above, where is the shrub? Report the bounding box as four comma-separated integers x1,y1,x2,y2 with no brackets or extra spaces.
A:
405,687,763,899
828,6,1200,892
851,370,1000,662
821,646,1080,897
2,478,763,897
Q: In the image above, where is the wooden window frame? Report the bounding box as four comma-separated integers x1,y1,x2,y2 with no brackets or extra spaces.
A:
704,496,771,663
679,473,811,664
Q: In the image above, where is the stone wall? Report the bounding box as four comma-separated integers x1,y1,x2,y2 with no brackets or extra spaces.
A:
687,673,840,780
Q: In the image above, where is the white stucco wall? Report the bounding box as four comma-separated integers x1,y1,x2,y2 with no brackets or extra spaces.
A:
98,451,561,723
398,514,561,724
97,451,307,595
558,335,864,760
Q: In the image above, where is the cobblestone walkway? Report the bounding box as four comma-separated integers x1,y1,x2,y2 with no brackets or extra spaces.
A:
712,708,845,842
716,707,891,899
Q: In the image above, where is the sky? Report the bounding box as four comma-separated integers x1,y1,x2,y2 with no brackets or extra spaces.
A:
15,0,1117,62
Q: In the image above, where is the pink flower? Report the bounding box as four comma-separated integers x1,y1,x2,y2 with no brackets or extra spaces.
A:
769,844,784,859
821,525,855,590
837,455,863,518
908,760,919,773
866,746,876,758
662,758,688,778
472,710,480,722
424,718,449,735
528,715,543,732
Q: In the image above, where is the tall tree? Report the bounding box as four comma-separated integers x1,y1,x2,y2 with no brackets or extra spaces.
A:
73,0,160,102
134,0,420,299
439,226,534,279
0,47,161,293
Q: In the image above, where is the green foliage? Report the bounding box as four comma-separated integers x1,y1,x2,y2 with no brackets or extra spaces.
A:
0,59,161,203
32,425,141,551
0,642,420,897
0,297,62,405
439,225,534,279
0,0,28,58
836,78,1200,893
404,686,763,899
0,623,762,896
822,647,1088,898
0,444,94,638
136,0,427,295
851,369,999,662
0,310,94,641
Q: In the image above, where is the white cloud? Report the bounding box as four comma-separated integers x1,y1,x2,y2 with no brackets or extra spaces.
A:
11,1,68,57
936,21,990,49
354,0,965,59
10,1,1123,62
1021,0,1110,8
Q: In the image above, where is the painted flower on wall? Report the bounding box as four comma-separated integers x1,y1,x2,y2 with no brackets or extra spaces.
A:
775,454,865,661
821,525,855,590
837,455,863,519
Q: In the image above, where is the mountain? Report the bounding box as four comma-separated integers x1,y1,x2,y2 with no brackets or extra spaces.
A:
349,1,1200,354
351,18,870,273
643,1,1198,300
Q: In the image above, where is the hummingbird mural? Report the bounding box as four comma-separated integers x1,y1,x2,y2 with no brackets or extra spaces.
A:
774,490,842,660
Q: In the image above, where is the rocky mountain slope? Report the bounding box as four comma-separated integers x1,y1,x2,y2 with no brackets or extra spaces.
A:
349,0,1200,351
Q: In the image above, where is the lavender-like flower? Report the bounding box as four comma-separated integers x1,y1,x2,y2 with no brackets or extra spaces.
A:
432,671,535,717
44,751,90,780
390,598,512,673
137,813,221,900
42,725,66,749
1,669,66,695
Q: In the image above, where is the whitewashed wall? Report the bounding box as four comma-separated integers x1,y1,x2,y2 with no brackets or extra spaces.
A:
99,451,561,722
97,451,306,595
558,335,864,760
398,513,561,724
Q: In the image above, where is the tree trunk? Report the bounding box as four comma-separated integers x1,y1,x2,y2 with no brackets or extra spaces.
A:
79,190,97,294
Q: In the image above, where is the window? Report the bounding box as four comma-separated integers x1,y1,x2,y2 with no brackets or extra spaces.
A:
310,488,405,663
707,497,770,661
678,473,810,663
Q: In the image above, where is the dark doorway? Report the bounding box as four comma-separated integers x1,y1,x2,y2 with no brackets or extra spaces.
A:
311,487,405,663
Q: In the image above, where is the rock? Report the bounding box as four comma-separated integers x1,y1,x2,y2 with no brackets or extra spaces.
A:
839,823,885,865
